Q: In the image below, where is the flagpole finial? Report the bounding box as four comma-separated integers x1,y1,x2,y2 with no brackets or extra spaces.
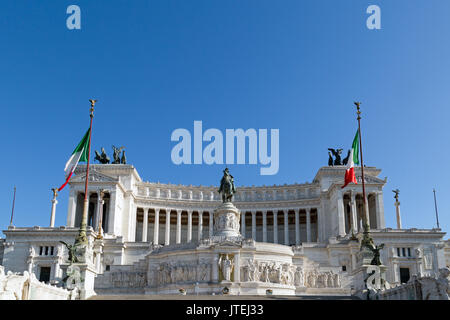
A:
89,99,97,117
354,101,361,119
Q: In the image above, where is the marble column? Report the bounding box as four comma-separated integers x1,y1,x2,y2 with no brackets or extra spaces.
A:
295,209,300,245
176,209,182,244
262,210,267,242
165,209,171,245
395,200,402,229
306,208,311,243
94,192,103,230
187,210,193,242
50,190,58,228
375,191,385,229
349,192,358,234
198,211,203,240
67,189,77,227
142,208,149,242
241,211,246,238
337,191,346,237
251,211,256,240
273,210,278,244
209,211,214,238
153,208,160,245
283,209,289,245
316,207,321,242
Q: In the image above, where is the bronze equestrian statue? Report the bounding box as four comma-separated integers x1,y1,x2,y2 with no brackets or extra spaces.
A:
218,168,236,203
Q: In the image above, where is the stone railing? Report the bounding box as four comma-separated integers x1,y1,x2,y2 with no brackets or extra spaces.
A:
0,266,74,300
377,268,450,300
136,184,320,203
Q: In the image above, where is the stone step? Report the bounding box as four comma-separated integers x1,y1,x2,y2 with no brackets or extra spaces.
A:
89,294,359,300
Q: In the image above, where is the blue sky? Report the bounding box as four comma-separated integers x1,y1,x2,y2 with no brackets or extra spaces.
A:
0,1,449,238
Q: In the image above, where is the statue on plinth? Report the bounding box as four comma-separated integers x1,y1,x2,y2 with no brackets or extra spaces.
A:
393,189,400,202
370,243,385,266
218,168,236,203
59,241,80,264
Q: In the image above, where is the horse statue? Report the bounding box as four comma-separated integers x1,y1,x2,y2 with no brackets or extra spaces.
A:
94,147,110,164
218,168,236,203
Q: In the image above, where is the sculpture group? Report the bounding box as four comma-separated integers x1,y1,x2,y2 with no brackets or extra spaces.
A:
95,145,127,164
327,148,351,166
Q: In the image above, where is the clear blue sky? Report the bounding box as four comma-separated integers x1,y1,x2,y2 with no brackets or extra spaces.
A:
1,1,449,238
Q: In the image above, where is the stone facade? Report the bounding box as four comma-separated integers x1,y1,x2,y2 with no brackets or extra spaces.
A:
0,164,449,297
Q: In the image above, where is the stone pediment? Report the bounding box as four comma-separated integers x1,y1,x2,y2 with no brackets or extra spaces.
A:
70,170,118,184
356,175,387,184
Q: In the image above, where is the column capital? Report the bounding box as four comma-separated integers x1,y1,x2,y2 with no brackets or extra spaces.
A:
176,209,182,214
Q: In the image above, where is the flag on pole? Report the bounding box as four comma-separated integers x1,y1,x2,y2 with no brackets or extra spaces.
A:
342,130,359,189
58,129,91,191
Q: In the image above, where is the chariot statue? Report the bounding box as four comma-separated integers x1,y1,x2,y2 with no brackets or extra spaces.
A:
328,148,343,166
94,147,110,164
218,168,236,203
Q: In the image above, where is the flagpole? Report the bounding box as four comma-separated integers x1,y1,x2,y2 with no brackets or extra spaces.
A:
433,188,440,229
355,102,370,231
75,99,97,246
10,186,16,226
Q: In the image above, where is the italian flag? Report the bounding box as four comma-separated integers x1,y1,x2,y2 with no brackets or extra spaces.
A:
342,130,360,189
58,129,91,191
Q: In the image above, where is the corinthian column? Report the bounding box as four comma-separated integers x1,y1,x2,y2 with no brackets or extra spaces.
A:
306,208,311,243
337,191,346,237
209,211,214,238
262,210,267,242
284,209,289,245
295,209,300,245
198,211,203,240
251,211,256,240
165,208,171,245
241,211,246,237
187,210,193,242
350,192,358,233
273,210,278,244
153,208,160,245
176,209,182,244
142,208,149,242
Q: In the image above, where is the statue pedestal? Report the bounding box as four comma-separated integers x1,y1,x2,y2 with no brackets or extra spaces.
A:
213,202,241,238
60,263,97,300
352,264,388,300
60,244,97,300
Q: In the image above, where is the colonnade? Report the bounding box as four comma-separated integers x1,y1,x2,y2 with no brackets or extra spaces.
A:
136,207,319,246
